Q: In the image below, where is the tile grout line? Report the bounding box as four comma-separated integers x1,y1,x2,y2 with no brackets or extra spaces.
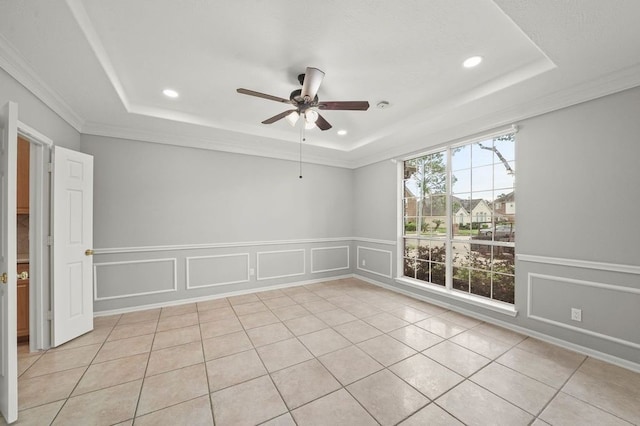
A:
531,355,634,425
244,283,386,423
47,314,124,424
196,303,218,426
284,287,384,425
129,311,160,423
22,283,452,423
231,295,293,424
16,278,635,425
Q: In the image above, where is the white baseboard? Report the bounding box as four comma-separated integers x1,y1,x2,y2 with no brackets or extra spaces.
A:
93,274,353,317
94,271,640,373
354,273,640,374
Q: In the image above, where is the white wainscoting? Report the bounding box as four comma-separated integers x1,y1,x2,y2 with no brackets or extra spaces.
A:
357,246,393,278
186,253,250,289
93,258,177,301
94,237,355,254
517,254,640,275
257,249,306,281
527,272,640,350
311,246,350,274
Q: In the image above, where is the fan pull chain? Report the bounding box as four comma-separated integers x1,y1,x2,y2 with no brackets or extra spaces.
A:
299,124,305,179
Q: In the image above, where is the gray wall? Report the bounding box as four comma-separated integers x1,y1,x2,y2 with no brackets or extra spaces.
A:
5,60,639,365
352,159,398,242
353,86,640,365
81,135,355,311
0,68,80,150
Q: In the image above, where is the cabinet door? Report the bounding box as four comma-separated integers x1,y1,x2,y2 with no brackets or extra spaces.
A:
17,136,29,214
17,263,29,338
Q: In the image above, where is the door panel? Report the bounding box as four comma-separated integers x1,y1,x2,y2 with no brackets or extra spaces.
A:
0,102,18,423
52,146,94,347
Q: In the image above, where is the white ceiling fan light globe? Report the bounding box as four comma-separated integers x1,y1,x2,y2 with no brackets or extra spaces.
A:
304,121,316,130
305,109,319,124
285,111,299,126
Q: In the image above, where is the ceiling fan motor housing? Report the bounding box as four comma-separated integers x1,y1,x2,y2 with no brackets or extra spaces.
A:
289,89,318,109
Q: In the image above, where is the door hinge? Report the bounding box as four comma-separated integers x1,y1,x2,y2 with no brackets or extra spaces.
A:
48,162,53,173
46,311,52,320
46,236,53,245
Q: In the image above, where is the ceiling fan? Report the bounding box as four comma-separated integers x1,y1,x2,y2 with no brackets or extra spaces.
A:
236,67,369,131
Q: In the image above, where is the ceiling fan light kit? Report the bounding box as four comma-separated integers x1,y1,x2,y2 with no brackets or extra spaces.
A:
305,109,319,124
237,66,370,132
285,111,299,126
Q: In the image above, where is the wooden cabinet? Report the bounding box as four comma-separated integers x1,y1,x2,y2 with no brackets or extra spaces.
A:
17,136,30,214
17,263,29,340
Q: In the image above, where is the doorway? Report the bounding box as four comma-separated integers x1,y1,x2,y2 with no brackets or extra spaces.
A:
17,122,53,352
16,136,30,345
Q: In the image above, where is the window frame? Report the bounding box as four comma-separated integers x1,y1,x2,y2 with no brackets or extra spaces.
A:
396,127,518,316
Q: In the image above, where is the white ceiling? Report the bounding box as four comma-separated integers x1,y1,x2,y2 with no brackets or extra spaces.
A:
1,0,639,168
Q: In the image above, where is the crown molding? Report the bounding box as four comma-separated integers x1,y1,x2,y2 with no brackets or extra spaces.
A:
0,34,85,132
350,63,640,169
81,121,355,169
3,16,640,171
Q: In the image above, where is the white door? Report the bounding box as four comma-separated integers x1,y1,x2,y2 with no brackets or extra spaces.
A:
0,102,18,423
51,146,94,346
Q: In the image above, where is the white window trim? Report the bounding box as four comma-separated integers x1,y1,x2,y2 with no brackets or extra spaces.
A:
395,276,517,317
397,126,517,311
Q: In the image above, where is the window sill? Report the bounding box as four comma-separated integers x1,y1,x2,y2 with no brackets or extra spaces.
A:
394,277,518,317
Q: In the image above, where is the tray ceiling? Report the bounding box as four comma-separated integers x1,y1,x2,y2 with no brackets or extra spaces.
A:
1,0,639,167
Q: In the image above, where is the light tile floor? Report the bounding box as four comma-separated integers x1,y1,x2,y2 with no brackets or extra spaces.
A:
7,278,640,425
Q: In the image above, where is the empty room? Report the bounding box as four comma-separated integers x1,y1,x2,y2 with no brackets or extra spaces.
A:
0,1,639,425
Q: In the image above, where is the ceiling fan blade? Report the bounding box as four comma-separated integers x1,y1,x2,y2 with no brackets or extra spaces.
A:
318,101,370,111
262,109,297,124
237,88,292,104
300,67,325,101
315,113,332,131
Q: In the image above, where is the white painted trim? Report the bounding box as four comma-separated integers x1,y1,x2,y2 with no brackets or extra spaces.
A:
93,237,354,255
256,249,306,281
19,121,52,351
517,254,640,275
65,0,132,114
185,253,250,289
357,246,393,278
527,273,640,350
0,34,84,131
17,122,53,146
94,274,354,317
93,258,177,301
395,277,517,317
398,125,519,161
81,121,355,169
350,63,640,169
356,273,640,373
352,237,396,246
310,246,350,274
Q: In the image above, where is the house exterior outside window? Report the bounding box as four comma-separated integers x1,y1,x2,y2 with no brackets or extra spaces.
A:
402,132,516,304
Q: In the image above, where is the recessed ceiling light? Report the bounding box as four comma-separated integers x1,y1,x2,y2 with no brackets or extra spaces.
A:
162,88,179,98
337,130,347,136
463,56,483,68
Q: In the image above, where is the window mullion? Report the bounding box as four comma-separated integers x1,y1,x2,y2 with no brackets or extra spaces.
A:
445,146,453,291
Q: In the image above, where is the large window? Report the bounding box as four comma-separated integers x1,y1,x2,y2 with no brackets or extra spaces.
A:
402,133,516,304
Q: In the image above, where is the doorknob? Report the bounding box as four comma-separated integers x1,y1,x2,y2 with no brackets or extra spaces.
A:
85,249,94,256
1,271,29,283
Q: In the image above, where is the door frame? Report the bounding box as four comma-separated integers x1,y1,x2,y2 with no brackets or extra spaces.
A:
17,121,52,351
